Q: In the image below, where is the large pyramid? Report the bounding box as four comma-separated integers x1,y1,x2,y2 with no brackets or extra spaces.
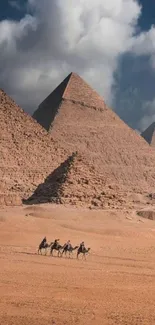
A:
33,72,155,194
0,89,67,205
141,122,155,147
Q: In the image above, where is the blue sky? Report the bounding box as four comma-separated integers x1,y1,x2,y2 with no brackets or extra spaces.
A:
0,0,155,131
0,0,27,21
138,0,155,30
115,0,155,130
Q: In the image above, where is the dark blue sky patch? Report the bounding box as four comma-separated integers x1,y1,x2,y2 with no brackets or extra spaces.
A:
0,0,27,21
138,0,155,31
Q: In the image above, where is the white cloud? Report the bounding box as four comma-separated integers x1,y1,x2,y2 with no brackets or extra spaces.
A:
131,25,155,69
0,0,150,114
132,26,155,55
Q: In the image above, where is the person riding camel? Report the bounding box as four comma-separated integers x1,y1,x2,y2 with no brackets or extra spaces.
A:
79,241,85,252
41,236,47,247
64,240,71,250
53,238,60,247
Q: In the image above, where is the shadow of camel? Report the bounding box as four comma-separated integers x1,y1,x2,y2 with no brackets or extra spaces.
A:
17,251,76,259
15,251,38,256
23,151,78,205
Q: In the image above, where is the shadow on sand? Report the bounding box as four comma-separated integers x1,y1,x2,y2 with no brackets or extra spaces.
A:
16,251,76,259
15,251,38,256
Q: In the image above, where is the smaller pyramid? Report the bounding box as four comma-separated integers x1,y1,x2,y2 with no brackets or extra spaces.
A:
141,122,155,147
24,151,108,208
33,72,105,131
24,151,128,209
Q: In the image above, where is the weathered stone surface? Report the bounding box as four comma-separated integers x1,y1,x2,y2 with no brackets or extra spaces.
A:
0,89,67,205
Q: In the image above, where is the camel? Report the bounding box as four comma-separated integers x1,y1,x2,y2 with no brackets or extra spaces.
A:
50,242,63,257
77,247,90,260
61,245,79,258
38,241,52,255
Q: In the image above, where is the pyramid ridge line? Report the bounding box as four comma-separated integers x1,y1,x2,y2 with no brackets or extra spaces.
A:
141,121,155,134
61,97,106,111
53,72,78,99
62,72,73,98
141,121,155,145
62,72,105,103
0,88,53,136
62,72,87,99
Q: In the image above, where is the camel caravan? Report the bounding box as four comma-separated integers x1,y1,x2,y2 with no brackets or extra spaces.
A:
38,237,90,260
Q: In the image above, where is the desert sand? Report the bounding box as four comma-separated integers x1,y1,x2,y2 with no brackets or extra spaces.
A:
1,204,155,325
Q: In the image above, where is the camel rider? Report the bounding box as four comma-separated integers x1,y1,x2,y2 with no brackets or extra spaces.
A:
64,240,71,250
79,241,85,252
54,238,59,247
41,236,47,247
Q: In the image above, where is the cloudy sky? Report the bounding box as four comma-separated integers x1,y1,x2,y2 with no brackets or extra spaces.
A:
0,0,155,131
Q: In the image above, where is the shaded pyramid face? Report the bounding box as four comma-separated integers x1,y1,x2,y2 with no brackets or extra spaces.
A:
141,122,155,147
0,89,66,205
33,73,155,194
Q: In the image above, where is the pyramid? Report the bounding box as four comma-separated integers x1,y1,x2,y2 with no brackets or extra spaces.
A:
23,150,155,209
33,72,105,131
141,122,155,147
24,151,117,208
0,89,67,205
33,72,155,194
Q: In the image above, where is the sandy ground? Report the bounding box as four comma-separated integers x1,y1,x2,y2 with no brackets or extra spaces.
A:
1,204,155,325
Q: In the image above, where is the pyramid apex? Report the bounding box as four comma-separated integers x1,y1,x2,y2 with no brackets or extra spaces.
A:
0,88,6,96
33,72,106,131
62,72,105,107
150,121,155,128
62,71,79,80
68,71,79,76
141,121,155,146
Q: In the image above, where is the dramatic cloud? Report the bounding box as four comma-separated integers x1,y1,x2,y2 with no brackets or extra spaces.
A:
131,26,155,67
127,26,155,130
0,0,154,126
